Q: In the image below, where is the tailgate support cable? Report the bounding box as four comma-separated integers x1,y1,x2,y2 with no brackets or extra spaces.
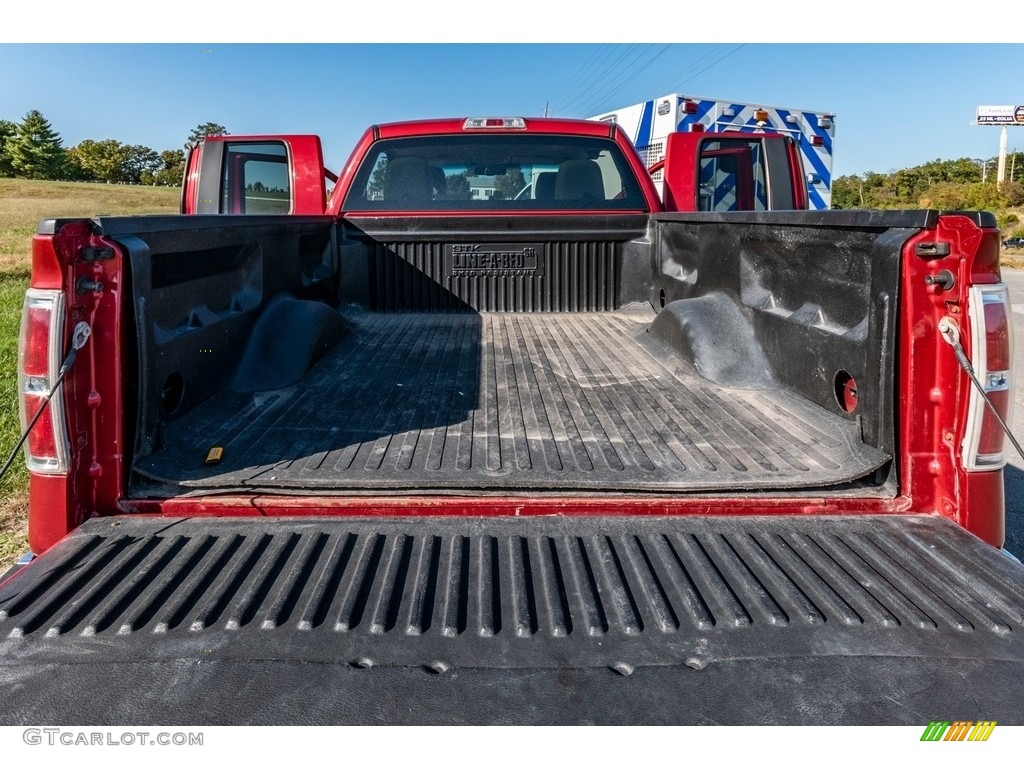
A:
938,318,1024,461
0,322,91,484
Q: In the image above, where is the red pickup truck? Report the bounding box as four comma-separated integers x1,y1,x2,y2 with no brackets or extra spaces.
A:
1,117,1021,725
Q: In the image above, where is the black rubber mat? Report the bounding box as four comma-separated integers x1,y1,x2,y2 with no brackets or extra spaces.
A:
1,516,1021,724
133,309,889,494
3,515,1020,661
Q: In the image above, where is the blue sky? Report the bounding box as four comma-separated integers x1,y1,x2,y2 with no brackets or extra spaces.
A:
1,40,1021,177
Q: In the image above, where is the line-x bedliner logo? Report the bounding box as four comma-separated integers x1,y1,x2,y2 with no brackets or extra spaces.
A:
920,721,997,741
446,243,544,277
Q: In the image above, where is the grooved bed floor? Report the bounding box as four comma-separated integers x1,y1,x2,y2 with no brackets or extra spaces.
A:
134,309,889,494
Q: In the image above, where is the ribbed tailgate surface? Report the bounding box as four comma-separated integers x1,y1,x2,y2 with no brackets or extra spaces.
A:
2,515,1021,670
134,309,888,494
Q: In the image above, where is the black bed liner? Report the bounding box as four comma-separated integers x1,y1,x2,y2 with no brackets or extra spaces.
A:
0,514,1021,724
133,308,888,496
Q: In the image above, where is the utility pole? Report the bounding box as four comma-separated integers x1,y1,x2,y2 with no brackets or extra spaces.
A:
997,126,1008,185
543,101,549,118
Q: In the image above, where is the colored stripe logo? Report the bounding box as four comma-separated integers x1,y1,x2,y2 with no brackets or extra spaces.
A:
635,99,655,147
675,99,716,132
920,721,997,742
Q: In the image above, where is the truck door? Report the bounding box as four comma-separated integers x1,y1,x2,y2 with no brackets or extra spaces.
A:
181,135,333,215
656,132,808,212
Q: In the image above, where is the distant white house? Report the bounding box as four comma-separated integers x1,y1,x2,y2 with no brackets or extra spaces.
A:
465,175,497,200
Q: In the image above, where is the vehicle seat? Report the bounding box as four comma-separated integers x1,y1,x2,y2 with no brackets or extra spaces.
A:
429,166,447,197
534,171,556,200
554,160,604,200
384,157,432,204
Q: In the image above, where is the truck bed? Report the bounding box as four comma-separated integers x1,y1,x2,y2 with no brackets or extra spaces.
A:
134,307,888,496
1,515,1021,724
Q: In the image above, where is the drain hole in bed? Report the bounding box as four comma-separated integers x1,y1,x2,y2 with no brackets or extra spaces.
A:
834,370,858,413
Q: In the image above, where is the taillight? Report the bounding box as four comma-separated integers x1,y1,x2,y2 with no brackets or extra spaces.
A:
962,284,1014,470
17,289,69,474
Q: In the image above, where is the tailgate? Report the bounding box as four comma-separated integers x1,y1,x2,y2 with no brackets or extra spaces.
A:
1,515,1022,725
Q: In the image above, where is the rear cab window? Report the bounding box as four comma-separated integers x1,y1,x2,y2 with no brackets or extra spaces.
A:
697,137,769,212
221,142,291,214
343,134,649,212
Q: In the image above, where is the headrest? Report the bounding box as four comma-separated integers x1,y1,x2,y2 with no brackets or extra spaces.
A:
384,156,432,204
534,171,556,200
555,159,604,200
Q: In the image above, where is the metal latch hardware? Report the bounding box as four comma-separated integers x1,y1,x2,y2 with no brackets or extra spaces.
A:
915,242,951,259
80,246,115,261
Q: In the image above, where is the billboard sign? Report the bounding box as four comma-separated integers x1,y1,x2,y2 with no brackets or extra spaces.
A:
976,105,1024,125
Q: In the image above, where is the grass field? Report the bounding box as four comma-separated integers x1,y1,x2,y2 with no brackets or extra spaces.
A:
1004,248,1024,270
0,179,179,572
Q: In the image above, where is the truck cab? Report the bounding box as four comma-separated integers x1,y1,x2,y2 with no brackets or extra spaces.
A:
181,118,809,217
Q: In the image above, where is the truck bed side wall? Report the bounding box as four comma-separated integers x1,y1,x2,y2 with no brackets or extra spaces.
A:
649,212,916,463
111,216,336,460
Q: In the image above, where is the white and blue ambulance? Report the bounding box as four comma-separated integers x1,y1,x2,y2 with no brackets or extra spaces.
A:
591,94,836,210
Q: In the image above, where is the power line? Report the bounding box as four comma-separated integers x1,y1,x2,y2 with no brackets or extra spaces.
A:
558,45,645,115
549,45,620,111
646,44,728,96
636,44,747,108
553,43,747,119
586,44,673,106
676,44,747,88
582,44,674,118
558,44,641,114
547,46,609,105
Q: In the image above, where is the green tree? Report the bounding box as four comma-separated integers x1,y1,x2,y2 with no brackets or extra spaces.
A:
945,158,986,184
891,167,928,201
996,212,1019,231
66,139,128,182
7,110,65,179
122,144,161,184
446,172,471,199
65,140,161,184
0,119,16,177
186,122,228,148
918,182,967,210
155,149,186,186
918,180,1020,211
1002,180,1024,207
493,167,526,199
859,171,892,208
830,175,863,209
829,156,1014,211
366,158,388,200
1009,151,1023,184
